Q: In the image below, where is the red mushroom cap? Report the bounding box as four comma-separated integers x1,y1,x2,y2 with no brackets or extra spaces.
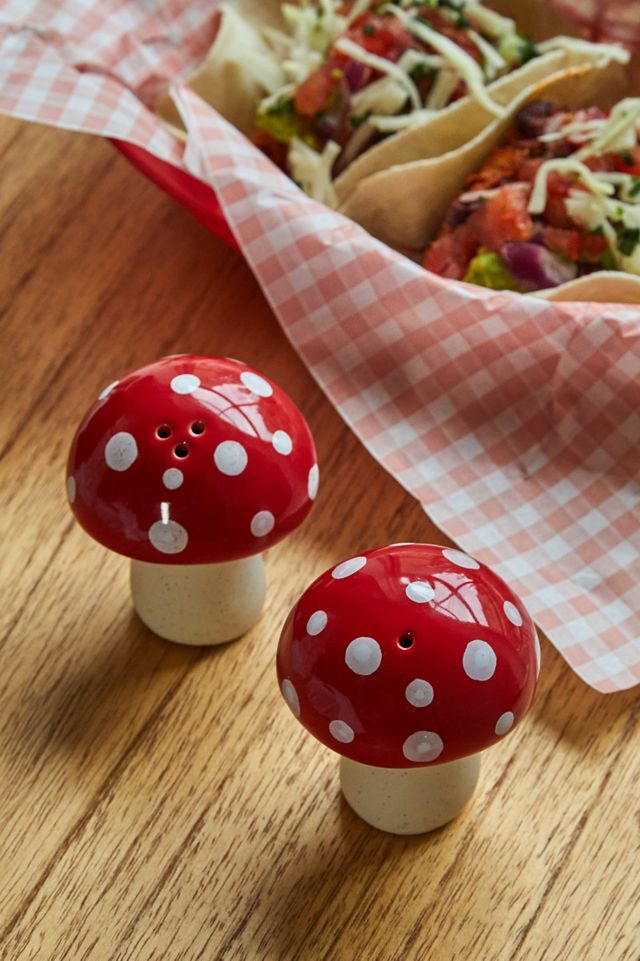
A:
277,544,539,768
66,356,318,563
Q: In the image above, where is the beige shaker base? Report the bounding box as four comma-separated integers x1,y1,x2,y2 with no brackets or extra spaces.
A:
130,555,266,646
340,753,481,835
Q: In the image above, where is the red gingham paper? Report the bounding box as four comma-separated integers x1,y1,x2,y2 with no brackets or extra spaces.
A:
1,0,639,691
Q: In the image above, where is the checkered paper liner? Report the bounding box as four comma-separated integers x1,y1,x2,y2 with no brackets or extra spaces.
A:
2,1,639,691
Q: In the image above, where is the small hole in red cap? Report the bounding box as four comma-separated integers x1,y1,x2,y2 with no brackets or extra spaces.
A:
157,425,172,439
190,420,205,435
174,442,189,458
398,632,414,650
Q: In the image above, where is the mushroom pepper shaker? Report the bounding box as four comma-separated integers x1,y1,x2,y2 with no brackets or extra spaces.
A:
67,356,318,646
277,544,540,834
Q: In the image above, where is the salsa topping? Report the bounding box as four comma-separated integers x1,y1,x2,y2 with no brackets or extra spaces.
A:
424,98,640,291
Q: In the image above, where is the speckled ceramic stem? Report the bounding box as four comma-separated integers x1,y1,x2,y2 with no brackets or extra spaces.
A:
130,555,266,646
340,753,481,835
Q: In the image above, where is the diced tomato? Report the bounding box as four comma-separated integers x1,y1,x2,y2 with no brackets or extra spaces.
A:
542,172,575,229
343,14,414,62
517,156,545,182
423,230,476,280
543,226,581,262
580,231,608,259
295,64,342,116
612,146,640,176
584,154,616,173
473,183,534,248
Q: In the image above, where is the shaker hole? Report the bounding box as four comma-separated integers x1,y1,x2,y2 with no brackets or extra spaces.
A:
398,632,414,650
157,425,172,439
174,443,190,458
190,420,205,435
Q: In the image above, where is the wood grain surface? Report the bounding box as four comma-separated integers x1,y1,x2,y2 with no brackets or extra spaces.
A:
1,116,639,961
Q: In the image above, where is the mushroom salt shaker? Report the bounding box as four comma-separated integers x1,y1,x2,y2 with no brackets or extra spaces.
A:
277,544,540,834
67,356,318,646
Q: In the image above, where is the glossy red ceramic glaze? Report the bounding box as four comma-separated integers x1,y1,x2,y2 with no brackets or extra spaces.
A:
67,356,318,563
277,544,539,768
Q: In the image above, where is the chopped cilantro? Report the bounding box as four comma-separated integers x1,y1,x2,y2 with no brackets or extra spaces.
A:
616,206,624,218
629,177,640,198
437,0,470,27
410,61,432,79
617,226,640,256
256,99,300,144
517,32,539,64
590,225,605,236
350,110,372,128
362,23,377,35
618,150,634,166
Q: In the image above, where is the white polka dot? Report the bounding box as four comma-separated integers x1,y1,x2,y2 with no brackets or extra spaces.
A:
403,731,443,763
405,679,434,708
495,711,514,736
535,631,542,677
66,476,76,503
272,430,293,455
504,600,523,627
105,432,138,472
332,556,366,579
345,636,381,676
250,510,275,537
463,639,497,681
98,379,119,400
329,720,354,743
306,610,327,636
148,519,188,554
281,679,300,717
214,440,248,476
308,464,319,500
170,373,200,395
443,548,480,570
240,371,273,397
162,468,184,490
405,581,435,604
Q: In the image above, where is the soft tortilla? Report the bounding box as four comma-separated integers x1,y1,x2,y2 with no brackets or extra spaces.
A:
157,2,284,137
535,272,640,304
338,60,630,252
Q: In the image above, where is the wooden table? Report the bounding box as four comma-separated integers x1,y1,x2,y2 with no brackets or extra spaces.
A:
1,116,638,961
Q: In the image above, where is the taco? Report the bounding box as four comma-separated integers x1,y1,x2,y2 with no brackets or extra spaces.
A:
175,1,628,205
338,60,631,250
423,89,640,301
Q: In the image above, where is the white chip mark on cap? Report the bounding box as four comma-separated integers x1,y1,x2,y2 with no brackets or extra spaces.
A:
443,548,480,570
495,711,514,736
306,610,327,636
66,476,76,503
148,519,188,554
162,468,184,490
105,432,138,472
405,581,435,604
534,631,542,677
345,636,381,676
272,430,293,455
463,639,497,681
281,679,300,717
403,731,443,763
214,440,248,476
405,679,434,708
503,600,523,627
170,373,200,395
308,464,319,500
332,556,366,579
240,371,273,397
329,720,354,743
98,380,119,400
250,510,275,537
